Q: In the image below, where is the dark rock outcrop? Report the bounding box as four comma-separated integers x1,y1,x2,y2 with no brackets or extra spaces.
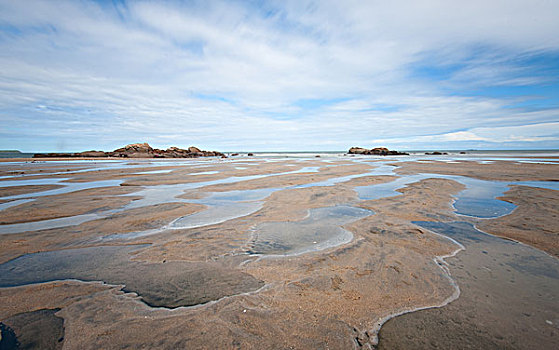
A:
348,147,409,156
424,152,448,155
79,150,107,157
34,143,224,158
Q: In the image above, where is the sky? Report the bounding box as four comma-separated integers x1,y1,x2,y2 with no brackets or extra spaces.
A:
0,0,558,152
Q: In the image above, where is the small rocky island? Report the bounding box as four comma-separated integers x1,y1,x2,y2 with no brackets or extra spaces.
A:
348,147,409,155
33,143,225,158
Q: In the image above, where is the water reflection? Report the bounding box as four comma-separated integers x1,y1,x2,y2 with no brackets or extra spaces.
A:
249,205,372,256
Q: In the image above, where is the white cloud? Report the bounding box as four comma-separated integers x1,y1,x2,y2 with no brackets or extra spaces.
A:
0,0,558,151
371,122,559,148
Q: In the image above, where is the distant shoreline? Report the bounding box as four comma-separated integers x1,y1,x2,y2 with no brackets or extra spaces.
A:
2,149,559,161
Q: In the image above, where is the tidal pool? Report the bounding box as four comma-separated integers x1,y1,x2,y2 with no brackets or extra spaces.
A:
107,188,279,240
0,245,264,309
248,205,372,256
354,166,558,218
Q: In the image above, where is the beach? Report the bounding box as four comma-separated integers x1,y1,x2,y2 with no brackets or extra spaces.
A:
0,153,558,349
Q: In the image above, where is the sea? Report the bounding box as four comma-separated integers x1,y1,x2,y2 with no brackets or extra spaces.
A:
1,149,558,159
232,150,559,158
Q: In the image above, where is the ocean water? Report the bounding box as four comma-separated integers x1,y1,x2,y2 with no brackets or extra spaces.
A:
234,150,559,158
3,149,558,159
0,151,34,158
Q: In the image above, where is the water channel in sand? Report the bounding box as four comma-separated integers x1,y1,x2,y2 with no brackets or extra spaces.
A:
1,156,557,249
0,165,320,234
1,156,557,257
378,221,559,349
353,161,558,218
1,157,557,235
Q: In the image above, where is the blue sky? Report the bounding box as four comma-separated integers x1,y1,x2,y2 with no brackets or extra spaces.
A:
0,0,558,152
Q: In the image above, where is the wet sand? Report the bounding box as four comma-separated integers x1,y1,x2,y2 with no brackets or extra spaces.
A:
0,186,140,225
378,222,559,350
395,159,558,181
479,185,559,257
0,245,264,308
0,155,557,349
0,185,64,197
1,309,64,350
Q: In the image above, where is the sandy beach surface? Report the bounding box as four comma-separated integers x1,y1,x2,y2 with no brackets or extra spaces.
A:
0,154,557,349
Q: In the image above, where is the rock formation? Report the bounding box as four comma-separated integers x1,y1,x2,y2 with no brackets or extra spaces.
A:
348,147,409,156
33,143,225,158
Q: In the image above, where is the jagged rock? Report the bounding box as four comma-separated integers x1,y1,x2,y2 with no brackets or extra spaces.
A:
34,143,224,159
424,152,448,155
113,143,152,153
348,147,408,156
371,147,390,155
79,151,107,157
348,147,369,155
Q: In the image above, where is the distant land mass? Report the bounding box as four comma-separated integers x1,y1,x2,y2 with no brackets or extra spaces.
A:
33,143,225,159
348,147,409,155
0,150,34,159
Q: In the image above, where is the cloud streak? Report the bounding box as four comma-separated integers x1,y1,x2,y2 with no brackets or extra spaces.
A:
0,0,558,151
